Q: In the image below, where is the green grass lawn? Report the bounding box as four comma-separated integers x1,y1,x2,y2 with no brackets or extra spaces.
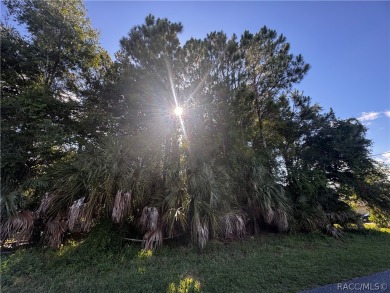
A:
1,227,390,293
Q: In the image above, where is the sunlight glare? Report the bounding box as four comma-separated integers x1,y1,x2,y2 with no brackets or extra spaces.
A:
174,106,183,116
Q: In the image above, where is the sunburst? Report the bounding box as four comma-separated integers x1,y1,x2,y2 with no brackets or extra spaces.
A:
174,106,183,116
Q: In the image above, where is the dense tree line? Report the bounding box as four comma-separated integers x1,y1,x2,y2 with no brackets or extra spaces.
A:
1,0,389,248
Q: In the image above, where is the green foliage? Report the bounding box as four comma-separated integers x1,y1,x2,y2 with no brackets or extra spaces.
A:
76,220,126,254
3,0,103,91
369,208,390,228
235,163,290,233
241,27,310,148
2,8,387,249
44,137,136,220
357,163,390,215
186,157,233,247
1,0,111,218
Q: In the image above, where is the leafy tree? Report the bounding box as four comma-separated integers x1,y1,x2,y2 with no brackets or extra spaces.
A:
1,0,110,217
269,91,389,231
356,163,390,215
3,0,103,92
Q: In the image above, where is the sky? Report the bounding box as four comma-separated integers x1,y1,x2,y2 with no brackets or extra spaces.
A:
2,1,390,164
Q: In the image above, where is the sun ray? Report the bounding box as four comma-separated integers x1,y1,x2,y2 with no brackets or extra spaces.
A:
166,60,179,108
178,115,188,145
166,60,189,147
164,41,230,152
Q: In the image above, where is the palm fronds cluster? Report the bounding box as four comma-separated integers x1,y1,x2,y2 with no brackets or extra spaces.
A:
1,211,34,244
220,213,246,239
140,207,162,250
0,136,363,249
112,191,132,224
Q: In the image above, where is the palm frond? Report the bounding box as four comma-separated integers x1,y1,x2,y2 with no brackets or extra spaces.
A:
160,176,189,237
220,212,246,239
140,206,159,232
22,177,49,190
44,216,67,247
325,224,344,239
192,218,209,249
112,191,132,223
143,227,163,250
36,192,54,218
79,206,94,233
239,165,291,233
44,137,137,229
140,206,162,249
264,209,275,224
68,197,85,231
273,210,289,232
0,210,34,243
0,190,20,220
294,205,328,232
79,196,101,233
161,207,188,238
186,158,233,247
326,208,358,226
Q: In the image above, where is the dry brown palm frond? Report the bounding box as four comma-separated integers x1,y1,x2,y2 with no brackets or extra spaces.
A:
139,206,162,250
264,209,275,224
112,191,132,223
325,224,344,239
191,218,209,249
1,211,34,243
78,198,102,233
36,192,54,218
140,206,159,232
143,226,163,250
79,208,94,233
67,197,85,231
44,216,67,247
221,213,246,239
273,210,289,232
197,223,209,249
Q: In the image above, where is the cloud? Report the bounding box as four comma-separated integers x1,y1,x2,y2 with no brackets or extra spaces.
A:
384,111,390,118
375,152,390,166
382,152,390,164
357,112,381,121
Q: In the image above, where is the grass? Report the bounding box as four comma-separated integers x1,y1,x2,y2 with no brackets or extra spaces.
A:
1,225,390,293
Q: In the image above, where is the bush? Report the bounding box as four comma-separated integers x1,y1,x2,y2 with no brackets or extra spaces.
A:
71,220,126,257
369,208,390,228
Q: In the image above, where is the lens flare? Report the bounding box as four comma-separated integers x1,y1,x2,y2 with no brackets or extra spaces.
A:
174,106,183,116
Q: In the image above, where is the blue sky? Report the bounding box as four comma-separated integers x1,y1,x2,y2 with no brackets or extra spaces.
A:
84,0,390,164
2,1,389,164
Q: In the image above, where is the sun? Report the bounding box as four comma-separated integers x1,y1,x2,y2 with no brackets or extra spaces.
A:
174,106,183,116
